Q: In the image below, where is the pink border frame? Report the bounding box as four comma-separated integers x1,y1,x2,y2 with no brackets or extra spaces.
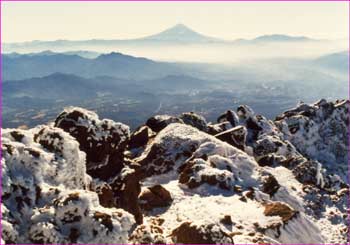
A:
0,0,349,244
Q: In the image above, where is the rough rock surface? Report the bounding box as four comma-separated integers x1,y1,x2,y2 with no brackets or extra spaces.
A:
263,202,297,223
55,107,143,224
260,173,280,197
180,112,209,132
146,115,183,133
139,185,173,211
55,107,130,180
171,222,234,244
275,99,350,181
215,125,247,151
1,127,134,244
129,125,152,149
129,218,167,244
2,99,348,244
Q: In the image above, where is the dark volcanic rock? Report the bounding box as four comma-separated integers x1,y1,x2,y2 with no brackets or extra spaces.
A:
139,185,173,211
129,219,167,244
55,107,130,180
179,157,235,191
261,173,280,197
256,154,279,167
217,110,239,127
180,112,208,132
220,215,233,226
292,160,325,187
215,126,247,151
129,125,152,149
95,183,114,207
207,121,232,135
109,166,143,224
171,222,234,244
146,115,183,133
55,107,144,224
263,202,297,223
136,143,178,178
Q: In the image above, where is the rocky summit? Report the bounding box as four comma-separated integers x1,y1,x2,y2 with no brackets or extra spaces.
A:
1,99,349,244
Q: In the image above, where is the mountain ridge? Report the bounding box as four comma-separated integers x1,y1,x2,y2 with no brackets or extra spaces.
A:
4,24,318,47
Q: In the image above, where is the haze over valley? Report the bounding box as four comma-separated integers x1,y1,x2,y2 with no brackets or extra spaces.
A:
2,24,349,129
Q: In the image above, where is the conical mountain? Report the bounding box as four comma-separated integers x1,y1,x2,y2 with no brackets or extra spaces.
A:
141,23,220,42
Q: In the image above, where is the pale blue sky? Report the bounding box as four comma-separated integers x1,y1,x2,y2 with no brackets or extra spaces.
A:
3,1,349,42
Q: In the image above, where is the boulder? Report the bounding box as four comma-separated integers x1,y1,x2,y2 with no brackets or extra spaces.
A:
180,112,208,132
146,115,183,133
260,174,280,197
215,126,247,151
1,127,134,244
108,166,143,224
171,222,234,244
54,107,130,180
95,183,114,207
220,215,233,226
129,218,166,244
129,125,152,149
263,202,297,223
179,158,235,190
139,185,173,211
136,143,179,178
217,110,239,127
292,160,325,187
129,223,166,244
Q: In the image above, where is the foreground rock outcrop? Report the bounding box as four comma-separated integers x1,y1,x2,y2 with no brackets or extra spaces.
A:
276,99,349,181
2,126,134,244
54,107,143,224
2,99,349,244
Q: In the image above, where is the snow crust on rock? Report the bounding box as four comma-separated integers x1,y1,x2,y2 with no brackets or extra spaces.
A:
276,99,349,180
55,106,130,143
1,99,348,244
137,123,328,244
1,126,135,244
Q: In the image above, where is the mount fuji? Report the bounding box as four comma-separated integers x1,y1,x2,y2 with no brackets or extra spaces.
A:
140,23,221,43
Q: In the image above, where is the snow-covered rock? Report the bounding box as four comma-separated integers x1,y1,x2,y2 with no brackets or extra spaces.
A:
170,221,234,244
55,107,143,224
2,99,348,244
55,106,130,180
136,123,330,244
146,114,184,133
276,99,349,181
1,126,135,244
180,112,209,132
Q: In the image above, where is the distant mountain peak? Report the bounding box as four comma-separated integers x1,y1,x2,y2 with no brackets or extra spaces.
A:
96,52,152,62
167,23,196,33
253,34,312,42
142,24,220,42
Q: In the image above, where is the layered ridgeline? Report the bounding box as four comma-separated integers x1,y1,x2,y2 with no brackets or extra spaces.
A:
2,99,349,244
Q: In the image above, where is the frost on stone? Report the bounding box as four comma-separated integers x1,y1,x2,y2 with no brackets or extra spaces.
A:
276,99,350,181
179,141,258,191
1,126,135,244
171,221,234,244
146,114,184,133
180,112,209,132
136,123,258,182
55,106,130,180
2,99,349,244
129,218,167,244
54,107,143,224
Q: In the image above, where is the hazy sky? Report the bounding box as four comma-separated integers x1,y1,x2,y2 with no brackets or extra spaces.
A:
2,1,349,43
